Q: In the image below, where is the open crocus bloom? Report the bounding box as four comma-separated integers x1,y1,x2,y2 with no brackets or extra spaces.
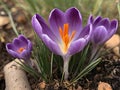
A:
88,15,118,45
6,35,32,61
32,7,92,57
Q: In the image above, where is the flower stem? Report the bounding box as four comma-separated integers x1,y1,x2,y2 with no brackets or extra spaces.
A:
24,59,32,67
63,56,70,80
90,44,101,62
90,45,98,61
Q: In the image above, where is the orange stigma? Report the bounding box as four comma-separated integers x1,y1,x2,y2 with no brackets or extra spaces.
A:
59,23,76,54
17,47,25,53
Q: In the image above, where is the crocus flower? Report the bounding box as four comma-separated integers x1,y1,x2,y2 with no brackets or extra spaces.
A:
88,15,118,45
6,35,32,66
88,15,118,61
32,7,92,79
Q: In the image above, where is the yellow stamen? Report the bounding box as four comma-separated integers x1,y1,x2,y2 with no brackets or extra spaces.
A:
59,23,76,54
17,47,25,53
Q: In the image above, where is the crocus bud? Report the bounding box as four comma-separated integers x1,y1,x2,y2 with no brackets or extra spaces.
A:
88,15,118,45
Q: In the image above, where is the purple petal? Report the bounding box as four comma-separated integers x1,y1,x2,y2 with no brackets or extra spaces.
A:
93,16,102,27
13,38,27,49
49,8,65,39
92,26,108,44
32,14,43,38
18,35,28,45
18,35,32,51
97,18,110,29
68,38,87,55
6,49,20,58
32,14,57,41
87,15,94,24
110,19,118,30
109,19,118,34
27,40,32,51
6,35,32,60
106,19,118,40
41,34,62,55
6,43,17,51
20,50,30,60
79,24,92,41
65,7,82,35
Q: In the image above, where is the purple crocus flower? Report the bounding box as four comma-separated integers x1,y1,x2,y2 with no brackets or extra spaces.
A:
88,15,118,45
32,7,92,79
88,15,118,61
6,35,32,65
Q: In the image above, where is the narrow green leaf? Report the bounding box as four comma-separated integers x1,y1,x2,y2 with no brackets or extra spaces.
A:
70,58,101,84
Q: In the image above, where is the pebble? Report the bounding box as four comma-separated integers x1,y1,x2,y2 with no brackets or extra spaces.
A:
0,16,10,27
11,7,17,13
38,81,46,89
105,34,120,57
98,82,112,90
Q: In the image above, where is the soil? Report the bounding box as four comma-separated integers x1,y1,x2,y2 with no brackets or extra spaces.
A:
27,52,120,90
0,0,120,90
78,53,120,90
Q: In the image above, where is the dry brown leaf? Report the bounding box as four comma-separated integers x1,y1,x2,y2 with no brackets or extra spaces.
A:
98,82,112,90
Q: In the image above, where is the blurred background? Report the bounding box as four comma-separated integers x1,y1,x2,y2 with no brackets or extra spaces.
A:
0,0,119,39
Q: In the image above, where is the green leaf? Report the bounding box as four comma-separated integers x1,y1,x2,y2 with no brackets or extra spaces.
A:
32,35,52,82
15,60,40,80
70,58,101,84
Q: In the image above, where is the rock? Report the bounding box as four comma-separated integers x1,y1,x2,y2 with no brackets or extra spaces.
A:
105,34,120,57
4,59,31,90
105,34,120,48
38,81,46,89
0,16,10,27
98,82,112,90
113,46,120,57
11,7,17,13
0,10,6,16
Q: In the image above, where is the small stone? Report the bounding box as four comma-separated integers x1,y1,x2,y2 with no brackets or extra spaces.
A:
105,34,120,57
0,11,6,15
113,46,120,57
11,7,17,13
98,82,112,90
0,16,10,27
38,81,46,89
105,34,120,48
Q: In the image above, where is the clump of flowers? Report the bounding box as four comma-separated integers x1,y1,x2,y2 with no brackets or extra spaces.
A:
6,7,118,85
